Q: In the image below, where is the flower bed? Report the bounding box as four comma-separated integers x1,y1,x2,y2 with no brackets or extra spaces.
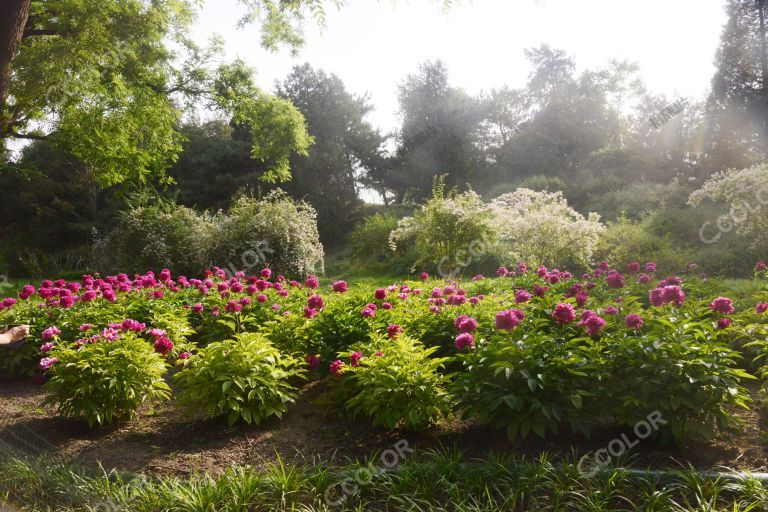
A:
2,261,768,442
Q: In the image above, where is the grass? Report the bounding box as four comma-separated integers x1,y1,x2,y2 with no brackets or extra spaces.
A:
2,448,768,511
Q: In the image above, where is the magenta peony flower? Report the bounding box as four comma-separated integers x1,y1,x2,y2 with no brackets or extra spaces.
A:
330,359,345,376
148,328,167,338
518,262,528,274
757,260,767,272
361,307,376,318
576,292,588,308
638,274,651,284
307,294,325,310
39,357,57,371
454,332,475,350
305,354,320,370
757,303,768,315
645,262,657,272
579,314,605,335
537,265,548,277
332,280,348,293
661,285,686,307
374,288,387,300
471,274,485,281
710,297,735,315
514,290,531,304
387,324,403,338
420,272,429,281
454,315,478,333
101,328,120,341
605,270,626,288
553,303,576,325
305,275,319,289
604,305,619,315
19,285,36,300
41,326,61,341
626,261,641,273
260,268,272,279
40,342,53,353
224,300,242,313
179,352,191,360
626,314,644,329
349,352,363,368
303,306,318,319
429,306,441,314
717,318,732,330
381,302,393,310
497,266,509,277
533,284,548,297
495,309,523,331
154,336,174,356
192,303,204,314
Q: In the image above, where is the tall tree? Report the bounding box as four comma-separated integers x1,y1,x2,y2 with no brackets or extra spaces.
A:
388,60,486,202
276,64,385,244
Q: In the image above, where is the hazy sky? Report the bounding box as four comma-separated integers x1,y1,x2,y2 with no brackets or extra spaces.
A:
193,0,727,134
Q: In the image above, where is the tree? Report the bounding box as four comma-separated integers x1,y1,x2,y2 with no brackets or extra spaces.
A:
0,0,324,187
276,64,385,244
387,60,486,202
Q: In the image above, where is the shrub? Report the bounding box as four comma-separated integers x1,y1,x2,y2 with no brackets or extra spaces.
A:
214,191,324,278
486,188,604,270
94,200,214,276
174,333,304,425
389,177,494,277
348,213,400,266
43,333,170,427
331,336,452,431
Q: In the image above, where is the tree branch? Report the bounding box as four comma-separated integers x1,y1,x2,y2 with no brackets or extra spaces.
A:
9,130,48,140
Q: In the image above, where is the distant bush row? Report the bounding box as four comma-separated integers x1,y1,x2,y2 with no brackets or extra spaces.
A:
93,190,324,278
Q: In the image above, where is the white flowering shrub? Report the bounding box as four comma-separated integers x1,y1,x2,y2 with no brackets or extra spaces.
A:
688,164,768,249
95,202,216,275
389,179,494,276
487,188,604,268
214,190,324,278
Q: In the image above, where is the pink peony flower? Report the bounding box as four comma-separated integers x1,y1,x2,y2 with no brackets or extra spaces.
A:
710,297,735,315
332,280,348,293
514,290,531,304
307,294,325,310
330,359,345,376
576,292,588,308
179,352,191,360
304,306,318,319
626,314,644,329
305,354,320,370
626,261,641,273
154,336,174,355
638,274,651,284
497,266,509,277
604,305,619,315
361,307,376,318
756,260,767,272
553,303,576,324
381,301,393,310
495,309,524,331
39,357,57,371
41,327,61,341
518,262,528,274
387,324,403,338
661,285,686,307
305,275,319,289
717,318,732,330
454,332,475,350
579,314,606,335
454,315,478,333
192,303,204,314
349,352,363,367
533,284,548,297
605,270,626,288
420,272,429,281
757,303,768,315
646,262,657,272
40,342,53,353
260,268,272,279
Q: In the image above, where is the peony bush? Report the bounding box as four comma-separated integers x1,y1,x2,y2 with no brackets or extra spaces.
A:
42,330,171,427
174,332,305,426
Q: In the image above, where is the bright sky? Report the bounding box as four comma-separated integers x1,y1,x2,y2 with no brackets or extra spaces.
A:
191,0,729,134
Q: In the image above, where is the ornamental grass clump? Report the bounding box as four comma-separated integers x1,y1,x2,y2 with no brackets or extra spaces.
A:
43,332,170,427
174,332,305,426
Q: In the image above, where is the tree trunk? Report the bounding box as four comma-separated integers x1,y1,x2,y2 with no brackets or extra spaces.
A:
0,0,31,128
